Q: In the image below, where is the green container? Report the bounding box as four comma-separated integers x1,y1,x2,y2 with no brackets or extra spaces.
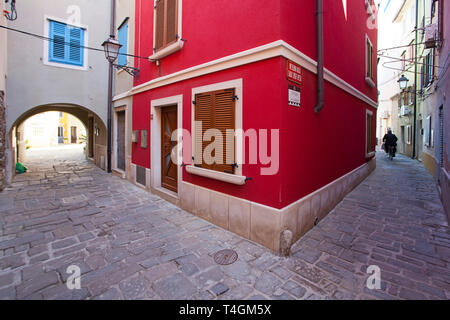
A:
15,162,27,174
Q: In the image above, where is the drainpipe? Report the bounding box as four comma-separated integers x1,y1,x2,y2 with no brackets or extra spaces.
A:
412,0,419,159
107,0,116,173
314,0,324,113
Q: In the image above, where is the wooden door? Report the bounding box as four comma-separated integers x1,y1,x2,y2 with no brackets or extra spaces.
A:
88,117,94,158
117,111,126,171
161,106,178,192
71,127,77,144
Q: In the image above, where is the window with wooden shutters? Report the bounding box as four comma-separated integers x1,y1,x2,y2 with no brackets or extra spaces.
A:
366,111,374,155
48,20,84,66
194,89,236,174
154,0,178,52
366,37,374,80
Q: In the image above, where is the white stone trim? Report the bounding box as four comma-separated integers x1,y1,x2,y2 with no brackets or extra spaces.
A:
121,40,378,108
150,94,183,195
365,34,374,86
366,109,375,158
150,0,183,61
149,41,184,61
186,165,246,186
112,105,127,173
191,78,244,178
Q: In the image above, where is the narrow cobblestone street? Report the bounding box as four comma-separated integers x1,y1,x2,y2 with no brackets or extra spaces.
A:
0,147,448,300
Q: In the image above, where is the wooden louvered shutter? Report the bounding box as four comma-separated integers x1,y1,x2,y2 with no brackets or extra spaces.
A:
194,90,235,174
195,93,214,170
166,0,178,45
213,89,235,174
155,0,165,51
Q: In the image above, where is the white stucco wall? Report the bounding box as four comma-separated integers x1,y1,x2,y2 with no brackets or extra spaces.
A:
0,1,7,92
6,0,111,132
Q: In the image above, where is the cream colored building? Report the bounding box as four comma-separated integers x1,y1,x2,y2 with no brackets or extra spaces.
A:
112,0,136,185
23,112,86,148
377,0,418,157
0,0,8,190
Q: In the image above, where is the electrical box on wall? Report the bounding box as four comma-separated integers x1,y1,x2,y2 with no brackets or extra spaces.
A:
132,130,138,143
140,130,148,149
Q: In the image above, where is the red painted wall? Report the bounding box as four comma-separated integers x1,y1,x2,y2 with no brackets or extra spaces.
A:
134,0,282,87
280,59,377,207
132,0,378,209
135,0,377,102
280,0,378,101
132,58,284,207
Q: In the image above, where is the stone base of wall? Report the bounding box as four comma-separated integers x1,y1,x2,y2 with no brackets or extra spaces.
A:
179,158,377,254
0,91,5,191
440,168,450,223
422,151,436,178
94,144,107,170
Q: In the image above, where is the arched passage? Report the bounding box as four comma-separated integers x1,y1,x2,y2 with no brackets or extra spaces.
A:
6,104,107,183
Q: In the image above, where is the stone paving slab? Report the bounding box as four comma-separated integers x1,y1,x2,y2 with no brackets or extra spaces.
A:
0,148,448,300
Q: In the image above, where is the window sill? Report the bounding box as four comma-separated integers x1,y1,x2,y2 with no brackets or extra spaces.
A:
366,151,375,159
43,60,88,71
149,40,184,61
365,77,375,88
186,165,246,186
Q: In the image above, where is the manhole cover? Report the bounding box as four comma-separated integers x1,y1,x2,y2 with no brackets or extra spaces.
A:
213,249,238,265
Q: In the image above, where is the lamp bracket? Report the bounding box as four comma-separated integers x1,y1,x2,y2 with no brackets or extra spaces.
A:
113,64,140,79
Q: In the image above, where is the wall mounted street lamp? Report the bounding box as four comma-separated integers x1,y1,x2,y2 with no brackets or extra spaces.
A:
102,37,121,63
397,75,409,91
102,37,140,79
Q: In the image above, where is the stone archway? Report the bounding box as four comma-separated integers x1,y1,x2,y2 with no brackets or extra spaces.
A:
6,104,107,184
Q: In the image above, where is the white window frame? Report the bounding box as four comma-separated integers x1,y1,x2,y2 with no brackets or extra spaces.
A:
188,79,246,185
366,109,375,158
365,34,375,88
43,16,89,71
425,115,433,147
406,125,412,144
149,0,184,61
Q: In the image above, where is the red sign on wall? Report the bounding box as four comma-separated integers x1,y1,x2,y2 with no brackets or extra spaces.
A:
287,60,303,85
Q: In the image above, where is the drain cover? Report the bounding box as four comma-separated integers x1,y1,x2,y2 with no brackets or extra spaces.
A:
213,249,238,265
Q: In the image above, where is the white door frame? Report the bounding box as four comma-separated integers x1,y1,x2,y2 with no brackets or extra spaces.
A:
113,105,127,174
150,94,183,195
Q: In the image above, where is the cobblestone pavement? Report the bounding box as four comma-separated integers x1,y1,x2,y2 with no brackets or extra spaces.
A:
0,147,448,300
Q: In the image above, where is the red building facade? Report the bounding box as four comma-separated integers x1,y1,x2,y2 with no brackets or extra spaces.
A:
123,0,378,253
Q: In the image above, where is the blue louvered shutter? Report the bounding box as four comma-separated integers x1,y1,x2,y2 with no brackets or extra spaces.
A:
48,20,84,66
49,21,67,63
68,26,84,66
118,22,128,66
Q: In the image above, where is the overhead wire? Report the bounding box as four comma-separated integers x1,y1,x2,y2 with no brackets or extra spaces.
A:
0,24,150,61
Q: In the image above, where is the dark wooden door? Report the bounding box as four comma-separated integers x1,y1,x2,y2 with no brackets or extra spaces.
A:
161,106,178,192
71,127,77,144
117,111,126,171
88,117,94,158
